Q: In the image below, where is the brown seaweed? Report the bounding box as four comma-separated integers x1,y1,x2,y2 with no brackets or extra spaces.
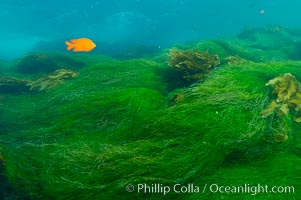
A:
27,69,78,91
168,49,220,82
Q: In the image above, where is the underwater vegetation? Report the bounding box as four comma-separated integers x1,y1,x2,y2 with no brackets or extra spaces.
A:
261,73,301,142
0,69,78,94
261,73,301,123
168,49,220,83
28,69,78,91
225,55,248,65
0,147,3,166
14,53,86,74
15,53,60,74
0,76,31,94
0,26,301,199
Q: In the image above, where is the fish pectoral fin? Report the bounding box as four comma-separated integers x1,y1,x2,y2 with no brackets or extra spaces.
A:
65,41,74,51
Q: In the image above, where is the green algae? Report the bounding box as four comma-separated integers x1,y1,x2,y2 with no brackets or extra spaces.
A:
1,28,301,199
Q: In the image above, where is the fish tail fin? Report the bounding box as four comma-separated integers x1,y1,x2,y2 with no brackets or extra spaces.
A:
65,41,73,51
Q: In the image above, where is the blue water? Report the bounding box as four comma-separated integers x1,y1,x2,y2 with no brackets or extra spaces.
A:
0,0,300,60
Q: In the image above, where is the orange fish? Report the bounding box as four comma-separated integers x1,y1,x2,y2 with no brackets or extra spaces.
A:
65,38,96,52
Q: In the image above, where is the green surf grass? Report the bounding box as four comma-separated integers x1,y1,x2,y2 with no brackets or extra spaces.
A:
1,30,301,199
